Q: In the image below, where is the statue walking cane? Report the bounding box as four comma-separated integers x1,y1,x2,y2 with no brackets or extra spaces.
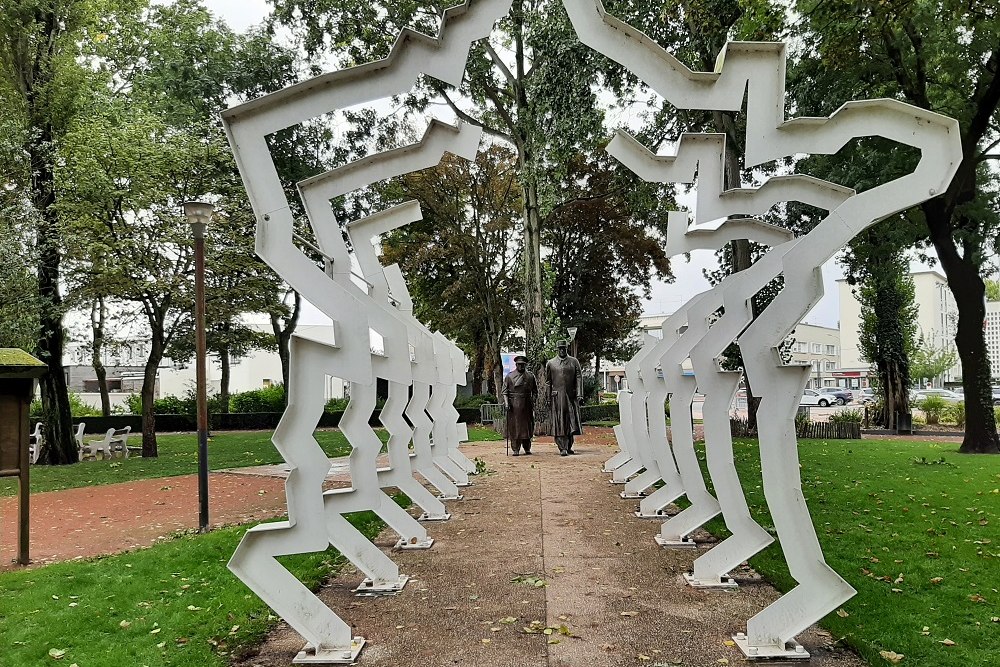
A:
505,406,510,457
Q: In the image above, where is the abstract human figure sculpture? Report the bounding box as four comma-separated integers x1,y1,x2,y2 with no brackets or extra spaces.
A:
567,0,961,657
222,0,513,661
545,340,583,456
502,355,537,455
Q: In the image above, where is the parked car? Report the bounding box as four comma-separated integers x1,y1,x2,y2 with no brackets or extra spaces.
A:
800,389,834,407
993,386,1000,405
856,388,877,404
818,387,853,405
912,389,963,404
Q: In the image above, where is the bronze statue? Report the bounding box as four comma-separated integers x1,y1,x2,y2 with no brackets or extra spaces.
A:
545,340,583,455
501,354,537,455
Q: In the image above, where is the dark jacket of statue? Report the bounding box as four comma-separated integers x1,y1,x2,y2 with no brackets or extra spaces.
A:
501,369,537,440
545,355,583,437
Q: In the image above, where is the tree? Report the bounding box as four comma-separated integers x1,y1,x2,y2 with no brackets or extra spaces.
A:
793,0,999,452
910,335,959,388
267,0,610,369
381,144,523,394
853,247,918,429
543,152,671,377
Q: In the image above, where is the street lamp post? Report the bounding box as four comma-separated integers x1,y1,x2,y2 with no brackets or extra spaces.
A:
567,326,579,358
183,201,214,533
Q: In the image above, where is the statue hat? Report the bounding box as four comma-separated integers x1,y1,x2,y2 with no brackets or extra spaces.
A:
513,354,528,363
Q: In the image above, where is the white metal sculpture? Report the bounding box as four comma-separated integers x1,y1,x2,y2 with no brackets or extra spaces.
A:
222,0,513,661
222,0,960,660
567,0,961,658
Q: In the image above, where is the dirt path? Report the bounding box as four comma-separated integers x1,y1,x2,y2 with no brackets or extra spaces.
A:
238,434,866,667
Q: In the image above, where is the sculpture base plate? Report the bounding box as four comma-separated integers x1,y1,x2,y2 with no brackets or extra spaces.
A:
418,512,452,522
683,572,738,590
732,633,809,660
293,637,365,664
354,574,409,596
436,494,463,501
608,478,629,485
619,490,647,499
395,537,434,550
634,509,672,520
454,481,471,488
654,535,697,549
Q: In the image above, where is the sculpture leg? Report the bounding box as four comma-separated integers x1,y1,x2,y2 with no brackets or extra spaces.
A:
407,383,462,500
657,383,720,547
377,381,450,521
636,384,684,518
339,382,432,550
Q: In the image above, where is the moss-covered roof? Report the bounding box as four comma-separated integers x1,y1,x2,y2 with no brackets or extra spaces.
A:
0,349,47,377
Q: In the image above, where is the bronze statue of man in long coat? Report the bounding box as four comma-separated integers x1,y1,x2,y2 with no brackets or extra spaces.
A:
501,354,537,455
545,340,583,455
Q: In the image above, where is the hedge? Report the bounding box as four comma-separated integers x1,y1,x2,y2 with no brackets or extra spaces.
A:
74,407,483,434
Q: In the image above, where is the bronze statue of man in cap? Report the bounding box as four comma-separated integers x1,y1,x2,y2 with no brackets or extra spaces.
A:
501,354,537,455
545,340,583,455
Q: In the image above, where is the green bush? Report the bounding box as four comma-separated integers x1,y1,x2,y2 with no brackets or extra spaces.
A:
829,408,864,424
229,385,286,413
123,389,225,416
995,406,1000,424
918,395,947,424
794,410,811,437
912,413,927,427
325,397,349,412
29,393,102,418
943,401,966,427
454,393,497,409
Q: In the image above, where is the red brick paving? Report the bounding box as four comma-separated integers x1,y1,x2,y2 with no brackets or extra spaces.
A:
0,473,288,570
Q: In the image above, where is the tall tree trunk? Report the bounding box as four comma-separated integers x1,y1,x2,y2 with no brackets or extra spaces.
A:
29,62,74,464
594,349,601,393
140,335,164,457
91,297,111,417
219,346,231,414
924,202,999,453
471,344,485,395
270,290,301,405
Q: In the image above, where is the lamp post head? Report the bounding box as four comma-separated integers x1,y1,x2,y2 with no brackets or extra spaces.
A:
183,201,214,238
567,326,578,342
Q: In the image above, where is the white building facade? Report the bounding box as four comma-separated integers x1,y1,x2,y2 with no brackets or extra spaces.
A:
838,269,962,387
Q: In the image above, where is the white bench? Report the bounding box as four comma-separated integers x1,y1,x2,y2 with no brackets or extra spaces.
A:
82,426,131,460
28,422,43,464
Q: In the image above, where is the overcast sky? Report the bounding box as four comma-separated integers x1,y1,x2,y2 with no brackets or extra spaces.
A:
197,0,872,330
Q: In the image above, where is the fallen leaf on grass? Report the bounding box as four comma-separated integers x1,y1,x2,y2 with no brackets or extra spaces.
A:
836,609,849,618
930,577,943,584
48,648,66,660
879,650,904,663
939,639,956,646
119,620,131,629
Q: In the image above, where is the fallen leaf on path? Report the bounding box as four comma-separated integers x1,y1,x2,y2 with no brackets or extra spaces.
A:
620,611,638,617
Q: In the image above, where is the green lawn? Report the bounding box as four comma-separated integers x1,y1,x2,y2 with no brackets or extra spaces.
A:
710,438,1000,666
0,506,396,667
2,426,501,497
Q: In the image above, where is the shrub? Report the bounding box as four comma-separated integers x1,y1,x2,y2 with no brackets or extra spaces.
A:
912,413,927,427
230,385,286,413
794,409,811,437
455,394,497,409
325,397,349,412
995,406,1000,424
829,408,863,424
30,393,102,418
918,395,947,424
943,401,966,427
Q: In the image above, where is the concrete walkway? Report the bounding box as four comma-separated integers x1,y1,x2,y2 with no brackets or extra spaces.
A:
238,438,866,667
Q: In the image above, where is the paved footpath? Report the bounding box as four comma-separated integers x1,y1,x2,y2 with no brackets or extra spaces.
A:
237,435,866,667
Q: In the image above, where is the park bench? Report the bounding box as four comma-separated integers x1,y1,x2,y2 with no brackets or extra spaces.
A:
28,422,43,464
82,426,131,460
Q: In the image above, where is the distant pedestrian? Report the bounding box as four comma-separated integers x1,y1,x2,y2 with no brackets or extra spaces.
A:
502,355,537,455
545,341,583,456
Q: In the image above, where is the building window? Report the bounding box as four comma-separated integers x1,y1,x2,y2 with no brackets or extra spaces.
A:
797,342,808,353
825,345,836,355
812,343,822,354
825,361,836,371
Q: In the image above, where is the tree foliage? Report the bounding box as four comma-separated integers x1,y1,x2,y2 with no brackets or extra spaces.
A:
791,0,999,452
381,144,523,393
910,335,959,387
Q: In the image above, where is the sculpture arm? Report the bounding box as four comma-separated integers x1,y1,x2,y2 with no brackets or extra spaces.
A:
500,376,511,408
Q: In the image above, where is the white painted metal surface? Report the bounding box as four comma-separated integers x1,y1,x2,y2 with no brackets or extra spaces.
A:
222,0,512,659
569,0,962,657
